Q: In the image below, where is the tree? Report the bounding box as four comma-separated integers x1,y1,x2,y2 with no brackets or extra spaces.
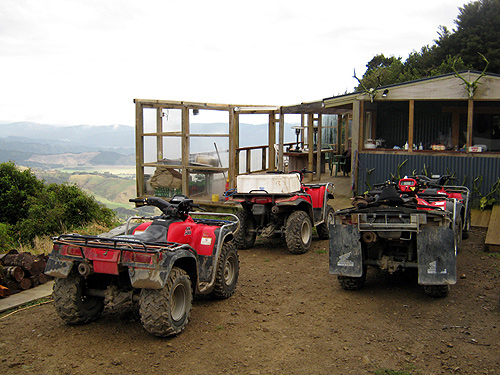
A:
356,0,500,90
443,0,500,72
0,161,117,246
15,183,116,243
0,162,44,225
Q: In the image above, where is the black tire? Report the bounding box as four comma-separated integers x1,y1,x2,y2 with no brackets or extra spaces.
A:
139,267,193,337
423,284,449,298
234,210,257,249
337,266,367,291
462,208,471,239
52,273,104,325
316,205,335,240
211,241,239,299
285,210,313,254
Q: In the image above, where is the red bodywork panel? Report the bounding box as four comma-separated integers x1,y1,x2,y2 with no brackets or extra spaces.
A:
303,185,326,209
133,222,151,234
62,246,121,275
166,218,217,256
132,217,218,256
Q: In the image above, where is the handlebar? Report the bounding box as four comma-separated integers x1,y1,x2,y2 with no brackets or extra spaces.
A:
129,195,204,217
414,174,456,187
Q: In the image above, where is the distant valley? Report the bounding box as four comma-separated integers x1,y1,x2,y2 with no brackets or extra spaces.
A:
0,121,297,217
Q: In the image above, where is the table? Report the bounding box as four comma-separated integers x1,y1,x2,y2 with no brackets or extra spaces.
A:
284,149,333,173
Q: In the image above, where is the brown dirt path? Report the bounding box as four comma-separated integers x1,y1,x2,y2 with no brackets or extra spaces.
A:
1,228,499,374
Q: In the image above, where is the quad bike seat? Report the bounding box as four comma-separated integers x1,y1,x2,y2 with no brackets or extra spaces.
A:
117,219,177,243
373,185,405,206
418,188,447,198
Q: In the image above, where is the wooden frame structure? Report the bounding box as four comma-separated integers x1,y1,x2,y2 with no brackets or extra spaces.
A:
133,99,352,200
133,99,279,199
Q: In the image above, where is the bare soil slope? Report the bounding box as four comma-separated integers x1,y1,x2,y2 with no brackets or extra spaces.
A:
1,228,499,375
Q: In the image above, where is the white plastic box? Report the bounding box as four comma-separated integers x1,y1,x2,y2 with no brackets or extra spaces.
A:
236,174,301,194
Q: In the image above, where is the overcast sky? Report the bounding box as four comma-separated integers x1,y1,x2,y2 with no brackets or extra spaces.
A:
1,0,467,126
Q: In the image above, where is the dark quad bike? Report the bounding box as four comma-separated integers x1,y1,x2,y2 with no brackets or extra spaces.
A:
45,195,239,337
228,170,335,254
329,176,466,298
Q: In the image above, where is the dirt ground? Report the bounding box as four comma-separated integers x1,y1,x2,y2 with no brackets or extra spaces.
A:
0,227,499,375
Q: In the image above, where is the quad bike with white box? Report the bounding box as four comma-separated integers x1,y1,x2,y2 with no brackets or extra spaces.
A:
329,176,465,297
45,195,239,337
227,170,335,254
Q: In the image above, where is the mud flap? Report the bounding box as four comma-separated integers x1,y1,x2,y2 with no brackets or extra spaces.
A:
417,226,456,285
329,225,363,277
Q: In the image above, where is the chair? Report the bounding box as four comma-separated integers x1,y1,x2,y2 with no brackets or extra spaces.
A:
330,155,347,176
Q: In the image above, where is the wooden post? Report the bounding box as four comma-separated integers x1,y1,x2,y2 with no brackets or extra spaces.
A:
307,114,314,180
278,110,285,172
315,114,322,181
135,100,145,197
408,99,414,153
181,106,189,195
467,99,474,149
352,100,361,195
337,114,342,153
268,111,276,171
229,107,238,188
156,107,163,160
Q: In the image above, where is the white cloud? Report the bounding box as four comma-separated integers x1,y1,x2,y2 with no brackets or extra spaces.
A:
0,0,466,126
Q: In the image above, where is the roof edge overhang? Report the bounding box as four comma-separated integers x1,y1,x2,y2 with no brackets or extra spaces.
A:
323,70,500,108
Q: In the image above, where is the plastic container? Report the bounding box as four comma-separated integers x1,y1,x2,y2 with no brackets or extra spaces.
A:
236,174,301,194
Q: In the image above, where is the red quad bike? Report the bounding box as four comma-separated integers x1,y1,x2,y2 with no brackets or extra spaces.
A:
45,195,239,337
228,169,335,254
329,176,465,298
411,174,471,239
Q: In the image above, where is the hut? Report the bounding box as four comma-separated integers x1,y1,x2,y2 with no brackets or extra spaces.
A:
322,70,500,201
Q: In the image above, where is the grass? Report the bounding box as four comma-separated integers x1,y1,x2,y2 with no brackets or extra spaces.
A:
0,297,53,321
12,221,117,256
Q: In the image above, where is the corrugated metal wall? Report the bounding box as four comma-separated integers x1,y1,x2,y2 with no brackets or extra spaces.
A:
356,152,500,206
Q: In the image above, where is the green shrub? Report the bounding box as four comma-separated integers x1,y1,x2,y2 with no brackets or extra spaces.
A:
0,222,15,252
0,162,44,225
15,183,116,243
0,162,117,245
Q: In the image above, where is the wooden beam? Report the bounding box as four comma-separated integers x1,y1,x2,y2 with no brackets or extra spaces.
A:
268,112,276,171
278,110,285,172
246,150,251,174
337,115,342,153
316,114,322,181
229,108,238,188
135,101,145,197
467,99,474,148
408,99,414,153
156,107,163,161
181,107,190,195
357,101,364,154
352,101,361,194
143,131,183,137
307,114,314,180
187,133,229,138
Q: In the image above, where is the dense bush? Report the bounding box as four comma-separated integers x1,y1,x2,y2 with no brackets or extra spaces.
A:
0,162,117,248
0,162,44,225
357,0,500,89
15,183,116,242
